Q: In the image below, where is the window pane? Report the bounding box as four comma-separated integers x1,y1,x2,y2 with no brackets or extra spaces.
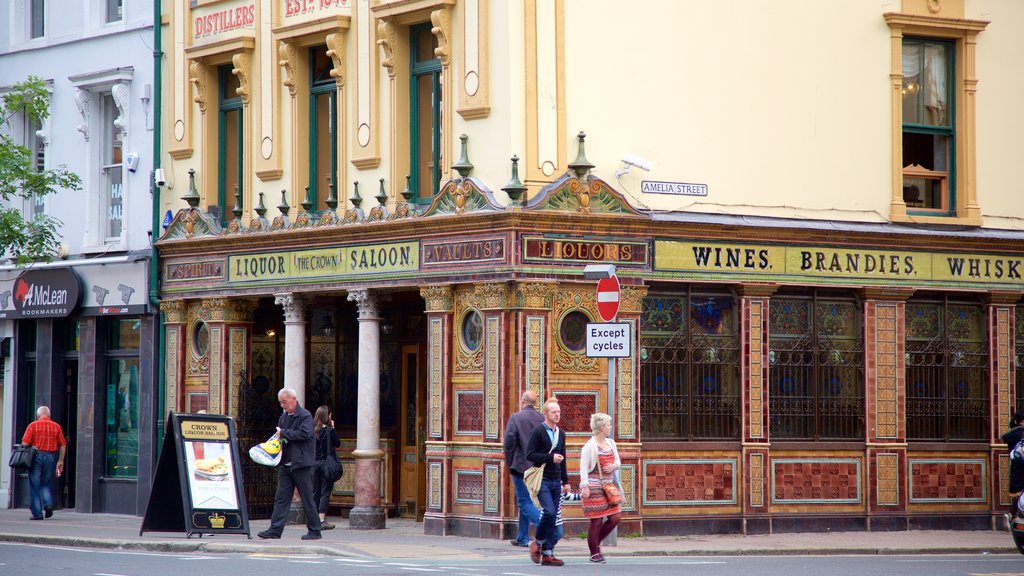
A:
105,358,139,477
414,26,438,63
31,0,44,38
415,74,436,196
106,0,123,23
311,46,333,84
109,318,140,349
901,42,922,125
222,108,240,214
106,164,123,239
314,92,333,210
921,43,949,126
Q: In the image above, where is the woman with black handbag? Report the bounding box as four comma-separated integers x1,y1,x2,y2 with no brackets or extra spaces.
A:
579,412,622,564
313,406,341,530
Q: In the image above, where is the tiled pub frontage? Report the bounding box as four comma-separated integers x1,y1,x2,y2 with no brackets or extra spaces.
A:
156,170,1023,536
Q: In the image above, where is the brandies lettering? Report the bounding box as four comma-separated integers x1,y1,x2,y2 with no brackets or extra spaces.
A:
799,251,914,275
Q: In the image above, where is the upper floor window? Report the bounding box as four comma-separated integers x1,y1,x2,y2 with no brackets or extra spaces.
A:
218,64,243,225
768,292,864,440
309,46,336,211
100,93,123,242
30,0,44,39
905,297,988,441
410,22,442,205
901,38,953,214
105,0,123,23
639,289,741,441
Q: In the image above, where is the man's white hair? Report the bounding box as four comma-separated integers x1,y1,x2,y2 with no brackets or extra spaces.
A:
36,406,50,417
278,387,298,400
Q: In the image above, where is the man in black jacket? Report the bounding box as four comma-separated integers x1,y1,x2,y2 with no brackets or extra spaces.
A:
258,388,323,540
525,399,569,566
504,390,545,546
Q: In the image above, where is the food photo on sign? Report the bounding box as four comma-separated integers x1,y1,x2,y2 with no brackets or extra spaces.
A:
184,441,239,509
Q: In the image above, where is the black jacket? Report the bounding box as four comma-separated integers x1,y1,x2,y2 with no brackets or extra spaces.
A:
504,406,545,476
525,423,568,483
1002,425,1024,493
278,405,315,469
315,426,341,462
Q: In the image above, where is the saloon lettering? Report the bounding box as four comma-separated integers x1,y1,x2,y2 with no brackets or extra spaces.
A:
349,245,412,271
227,242,418,282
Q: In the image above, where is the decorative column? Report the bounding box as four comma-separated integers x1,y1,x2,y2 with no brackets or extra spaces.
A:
616,284,647,528
738,283,776,535
987,293,1018,520
475,282,512,534
861,288,913,531
420,285,453,535
348,289,385,530
201,298,257,416
161,300,188,415
274,293,308,405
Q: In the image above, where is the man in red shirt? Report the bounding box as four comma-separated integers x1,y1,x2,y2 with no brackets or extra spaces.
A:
22,406,66,520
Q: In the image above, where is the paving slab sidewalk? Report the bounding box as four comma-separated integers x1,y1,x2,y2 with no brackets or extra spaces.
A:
0,508,1016,559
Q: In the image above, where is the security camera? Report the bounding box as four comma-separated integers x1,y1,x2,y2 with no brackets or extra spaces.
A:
616,153,654,178
154,168,168,188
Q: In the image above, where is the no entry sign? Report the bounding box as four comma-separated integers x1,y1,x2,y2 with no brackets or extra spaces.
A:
596,275,620,322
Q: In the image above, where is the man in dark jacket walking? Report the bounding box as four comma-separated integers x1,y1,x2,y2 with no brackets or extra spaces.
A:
504,389,545,546
525,399,569,566
1002,410,1024,526
258,388,323,540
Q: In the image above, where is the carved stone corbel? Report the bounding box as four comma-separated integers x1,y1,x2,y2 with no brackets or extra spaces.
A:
75,89,90,140
377,19,396,78
111,82,129,137
231,52,251,104
189,60,208,112
278,41,297,96
325,32,345,87
430,8,451,66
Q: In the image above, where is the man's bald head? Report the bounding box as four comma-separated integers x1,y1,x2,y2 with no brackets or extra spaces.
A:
520,390,538,408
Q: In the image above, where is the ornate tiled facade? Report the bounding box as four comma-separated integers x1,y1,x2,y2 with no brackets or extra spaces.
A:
909,459,986,503
455,391,484,434
771,459,862,504
644,460,737,505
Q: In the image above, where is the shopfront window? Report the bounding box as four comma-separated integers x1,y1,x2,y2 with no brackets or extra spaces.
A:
768,292,864,440
906,297,988,441
639,289,740,440
104,318,140,477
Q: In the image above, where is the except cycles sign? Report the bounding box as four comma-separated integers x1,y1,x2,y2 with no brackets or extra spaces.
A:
585,322,631,358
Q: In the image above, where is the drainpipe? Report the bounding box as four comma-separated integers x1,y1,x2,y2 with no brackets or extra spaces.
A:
151,0,165,451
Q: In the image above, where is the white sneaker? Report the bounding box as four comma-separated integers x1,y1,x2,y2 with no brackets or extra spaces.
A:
1004,513,1012,531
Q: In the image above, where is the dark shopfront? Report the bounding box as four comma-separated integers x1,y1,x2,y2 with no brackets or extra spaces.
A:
157,171,1024,536
1,260,157,516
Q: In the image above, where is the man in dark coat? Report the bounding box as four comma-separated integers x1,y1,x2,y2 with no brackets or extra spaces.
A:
525,399,569,566
504,389,545,546
258,388,323,540
1002,409,1024,526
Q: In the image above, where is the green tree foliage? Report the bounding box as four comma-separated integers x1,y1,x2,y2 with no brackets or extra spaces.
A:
0,76,81,263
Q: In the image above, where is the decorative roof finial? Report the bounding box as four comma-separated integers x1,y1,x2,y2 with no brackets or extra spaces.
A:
451,134,473,179
255,192,267,218
377,178,388,207
183,168,200,209
232,187,243,220
568,131,594,179
400,174,414,203
301,186,313,213
325,182,338,211
350,181,362,209
278,189,290,216
502,155,527,206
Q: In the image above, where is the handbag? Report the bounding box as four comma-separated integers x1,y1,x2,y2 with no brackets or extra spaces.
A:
524,433,558,508
9,444,37,470
596,445,624,506
318,429,343,483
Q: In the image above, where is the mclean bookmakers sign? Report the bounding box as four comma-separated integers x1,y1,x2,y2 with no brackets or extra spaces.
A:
8,268,81,319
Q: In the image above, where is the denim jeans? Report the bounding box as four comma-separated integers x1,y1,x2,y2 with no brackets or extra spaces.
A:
29,451,56,519
512,474,540,544
534,478,562,552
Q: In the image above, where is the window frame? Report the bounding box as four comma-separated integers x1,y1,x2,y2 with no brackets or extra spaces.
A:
409,22,443,206
30,0,45,39
99,93,124,243
308,46,337,212
105,0,123,24
217,64,244,226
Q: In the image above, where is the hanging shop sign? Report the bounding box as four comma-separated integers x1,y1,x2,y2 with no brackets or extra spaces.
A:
523,236,649,267
655,240,1024,289
141,413,250,538
227,241,419,283
4,268,81,319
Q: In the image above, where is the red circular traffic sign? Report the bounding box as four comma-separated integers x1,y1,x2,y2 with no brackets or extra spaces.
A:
595,275,620,322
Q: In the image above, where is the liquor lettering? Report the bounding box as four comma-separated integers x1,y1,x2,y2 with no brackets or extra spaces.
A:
233,254,287,279
536,240,633,262
349,245,412,271
194,4,255,39
691,246,770,270
800,251,915,275
946,256,1024,279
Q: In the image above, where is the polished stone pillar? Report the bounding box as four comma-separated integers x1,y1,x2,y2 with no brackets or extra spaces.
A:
275,293,308,405
348,289,386,529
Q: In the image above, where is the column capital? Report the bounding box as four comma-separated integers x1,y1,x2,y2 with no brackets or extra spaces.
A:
860,287,915,301
513,281,556,310
736,283,779,298
985,292,1021,306
474,282,512,311
160,299,188,324
349,289,385,319
202,297,258,322
274,293,308,322
420,285,454,313
620,285,649,315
